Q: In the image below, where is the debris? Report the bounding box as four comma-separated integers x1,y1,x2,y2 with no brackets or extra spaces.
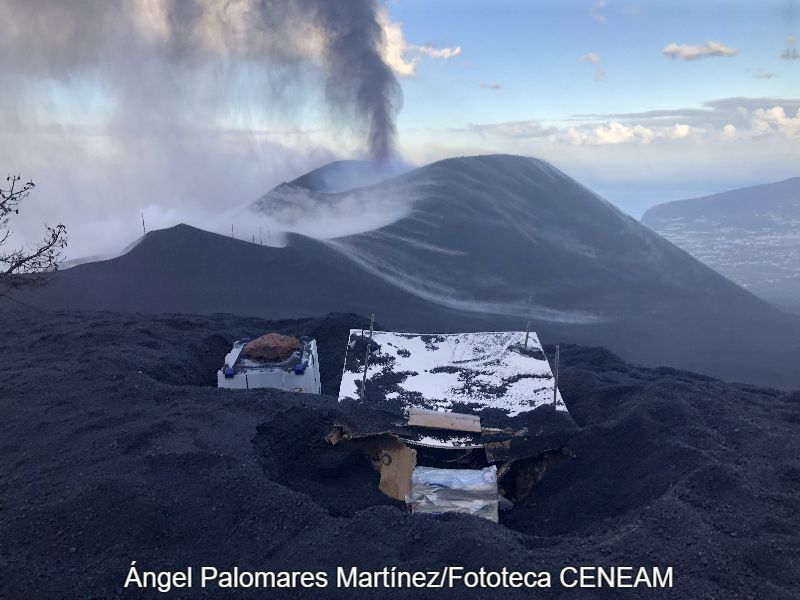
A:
407,407,481,433
5,310,793,600
496,448,576,503
325,426,417,501
407,466,499,522
326,421,572,507
330,329,576,517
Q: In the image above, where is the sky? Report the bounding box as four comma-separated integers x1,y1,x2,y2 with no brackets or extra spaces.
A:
1,0,798,259
391,0,799,212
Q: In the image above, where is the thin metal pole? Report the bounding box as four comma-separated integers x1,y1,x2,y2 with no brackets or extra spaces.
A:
259,227,263,245
360,313,375,400
553,345,560,406
524,321,530,348
231,224,234,238
141,213,146,234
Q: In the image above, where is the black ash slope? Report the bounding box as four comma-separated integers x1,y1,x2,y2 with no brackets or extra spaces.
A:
13,223,485,331
0,310,798,599
12,154,800,388
287,158,409,192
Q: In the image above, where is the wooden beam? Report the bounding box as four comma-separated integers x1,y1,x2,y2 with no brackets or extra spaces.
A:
407,407,481,433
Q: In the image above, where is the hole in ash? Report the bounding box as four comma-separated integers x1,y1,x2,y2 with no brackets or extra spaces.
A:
253,405,401,517
141,312,371,390
244,341,752,543
144,333,232,387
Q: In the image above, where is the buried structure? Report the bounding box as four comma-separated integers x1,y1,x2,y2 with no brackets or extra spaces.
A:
328,330,576,522
217,333,321,393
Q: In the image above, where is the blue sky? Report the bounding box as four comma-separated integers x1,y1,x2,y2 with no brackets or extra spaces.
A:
392,0,798,117
385,0,799,214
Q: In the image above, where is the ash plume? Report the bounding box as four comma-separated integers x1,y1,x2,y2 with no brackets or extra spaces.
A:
0,0,402,160
313,1,403,160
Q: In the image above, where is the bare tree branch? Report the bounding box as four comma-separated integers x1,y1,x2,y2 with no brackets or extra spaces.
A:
0,175,68,287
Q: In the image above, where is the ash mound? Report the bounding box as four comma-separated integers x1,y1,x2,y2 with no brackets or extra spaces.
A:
9,154,800,389
1,309,798,599
286,159,410,193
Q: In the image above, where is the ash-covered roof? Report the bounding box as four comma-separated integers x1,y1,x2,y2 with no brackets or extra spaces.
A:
223,337,315,375
338,330,567,417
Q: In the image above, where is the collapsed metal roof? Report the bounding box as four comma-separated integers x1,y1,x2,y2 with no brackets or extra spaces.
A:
330,329,575,506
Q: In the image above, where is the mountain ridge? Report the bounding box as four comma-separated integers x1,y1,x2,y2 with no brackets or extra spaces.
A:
8,154,800,389
643,176,800,221
642,176,800,313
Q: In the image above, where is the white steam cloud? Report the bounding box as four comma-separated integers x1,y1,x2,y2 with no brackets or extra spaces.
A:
0,0,409,260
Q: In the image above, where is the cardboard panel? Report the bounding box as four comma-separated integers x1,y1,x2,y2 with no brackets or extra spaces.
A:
375,439,417,501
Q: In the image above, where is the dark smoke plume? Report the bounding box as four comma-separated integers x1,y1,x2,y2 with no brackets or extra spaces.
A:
313,1,403,160
0,0,403,159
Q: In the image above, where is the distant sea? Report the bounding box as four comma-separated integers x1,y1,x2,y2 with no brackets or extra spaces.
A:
587,181,753,221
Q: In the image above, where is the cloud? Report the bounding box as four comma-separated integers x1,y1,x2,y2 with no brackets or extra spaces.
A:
572,97,800,142
381,17,417,76
705,97,800,113
570,123,652,145
3,125,340,261
380,14,461,77
780,36,799,60
670,123,692,139
459,97,800,148
591,0,607,23
565,122,697,145
574,97,800,126
580,53,605,81
662,41,738,61
750,106,800,138
573,108,711,121
691,100,800,141
415,45,462,60
461,117,695,146
245,178,416,241
478,82,502,90
467,120,557,138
